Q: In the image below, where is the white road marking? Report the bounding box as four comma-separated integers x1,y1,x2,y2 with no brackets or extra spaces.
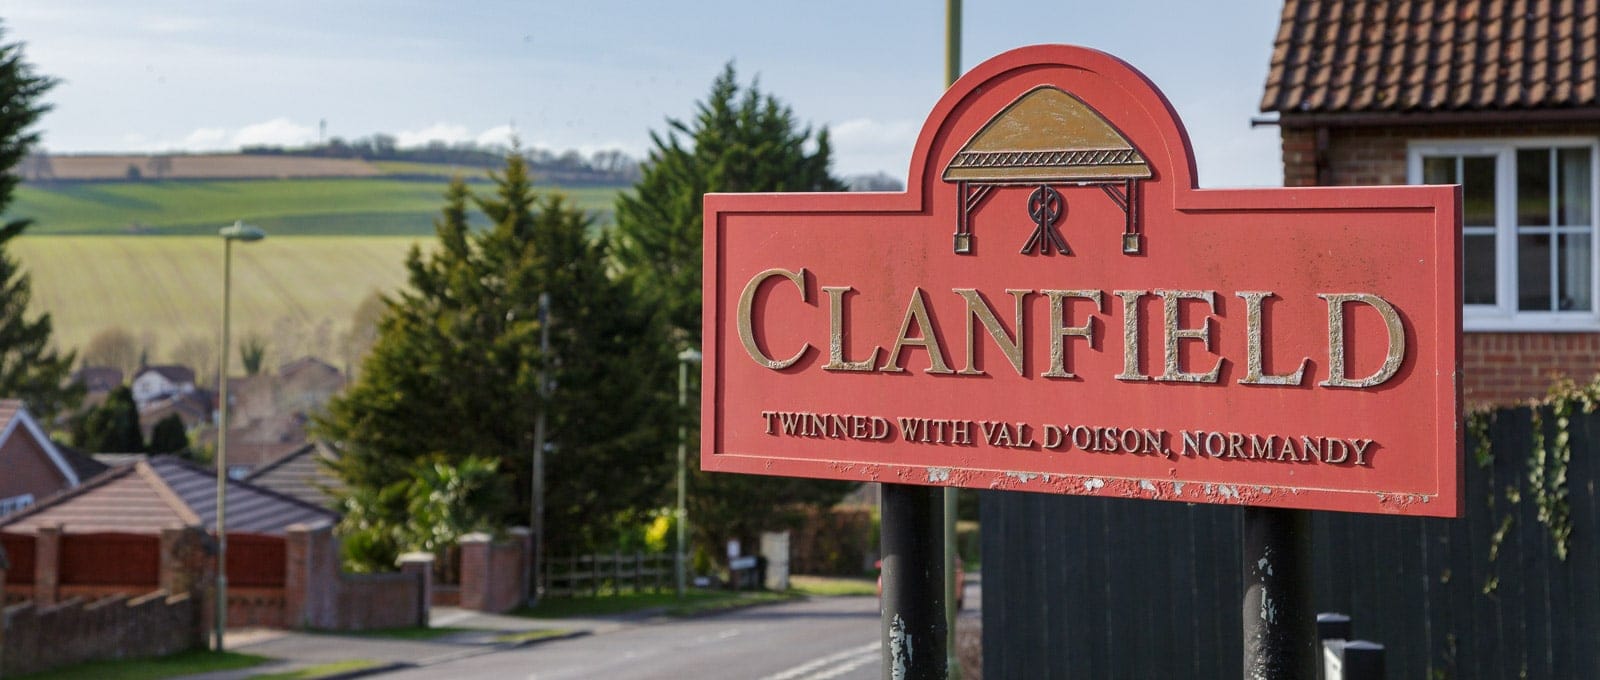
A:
758,641,879,680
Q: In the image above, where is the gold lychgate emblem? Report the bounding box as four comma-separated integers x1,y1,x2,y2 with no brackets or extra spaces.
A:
942,86,1151,256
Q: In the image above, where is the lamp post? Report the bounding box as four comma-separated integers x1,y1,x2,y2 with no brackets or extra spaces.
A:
215,220,263,651
676,347,701,597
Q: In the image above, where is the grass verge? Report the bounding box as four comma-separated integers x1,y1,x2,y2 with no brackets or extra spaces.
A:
15,649,269,680
515,589,799,619
248,659,386,680
313,626,469,641
789,575,878,597
491,629,578,644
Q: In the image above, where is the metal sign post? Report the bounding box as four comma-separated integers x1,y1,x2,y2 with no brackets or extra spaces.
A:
1242,507,1317,677
880,484,947,679
697,45,1461,678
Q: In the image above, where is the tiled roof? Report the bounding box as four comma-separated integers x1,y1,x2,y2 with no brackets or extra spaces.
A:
136,365,196,386
1261,0,1600,114
245,441,345,510
0,455,338,535
52,444,109,483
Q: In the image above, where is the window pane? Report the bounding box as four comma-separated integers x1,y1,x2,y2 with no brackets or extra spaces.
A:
1519,233,1552,310
1462,156,1497,227
1560,233,1592,311
1422,156,1454,184
1464,234,1497,305
1558,147,1592,226
1519,148,1552,226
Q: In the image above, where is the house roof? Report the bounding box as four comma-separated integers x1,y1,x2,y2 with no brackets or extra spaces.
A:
134,365,196,386
0,400,81,487
52,443,110,483
0,455,338,535
244,441,345,510
72,366,124,393
1261,0,1600,115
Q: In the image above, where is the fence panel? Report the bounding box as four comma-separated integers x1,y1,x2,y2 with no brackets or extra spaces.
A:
227,533,286,588
981,405,1600,679
543,552,670,597
2,533,34,585
59,533,158,587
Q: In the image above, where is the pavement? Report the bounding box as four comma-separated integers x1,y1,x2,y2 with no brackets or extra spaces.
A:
171,607,636,680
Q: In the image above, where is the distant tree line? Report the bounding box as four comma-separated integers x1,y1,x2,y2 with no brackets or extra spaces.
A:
242,134,643,186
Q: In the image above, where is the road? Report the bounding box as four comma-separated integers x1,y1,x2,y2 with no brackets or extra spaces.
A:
379,595,884,680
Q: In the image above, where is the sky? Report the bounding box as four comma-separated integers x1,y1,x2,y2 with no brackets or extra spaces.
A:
4,0,1287,187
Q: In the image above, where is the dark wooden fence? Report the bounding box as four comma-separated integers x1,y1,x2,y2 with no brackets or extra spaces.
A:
2,532,35,585
981,405,1600,679
227,533,286,588
60,533,159,587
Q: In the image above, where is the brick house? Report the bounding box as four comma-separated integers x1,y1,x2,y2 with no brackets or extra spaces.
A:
1260,0,1600,407
0,401,99,515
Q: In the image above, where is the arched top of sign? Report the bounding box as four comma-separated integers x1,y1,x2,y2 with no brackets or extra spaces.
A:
940,85,1153,256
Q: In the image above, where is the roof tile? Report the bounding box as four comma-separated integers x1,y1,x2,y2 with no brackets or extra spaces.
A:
1262,0,1600,113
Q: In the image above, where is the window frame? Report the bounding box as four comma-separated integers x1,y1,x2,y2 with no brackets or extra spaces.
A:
1408,137,1600,331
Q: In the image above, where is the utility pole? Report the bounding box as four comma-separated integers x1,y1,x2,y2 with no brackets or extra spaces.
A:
530,292,550,605
943,2,963,677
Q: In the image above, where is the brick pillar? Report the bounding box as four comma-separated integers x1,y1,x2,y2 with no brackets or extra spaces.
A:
284,522,338,629
458,532,491,611
34,525,61,605
397,553,435,627
508,527,532,605
160,525,211,649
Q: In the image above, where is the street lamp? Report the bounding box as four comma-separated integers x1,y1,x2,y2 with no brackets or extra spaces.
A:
676,347,701,598
215,220,263,651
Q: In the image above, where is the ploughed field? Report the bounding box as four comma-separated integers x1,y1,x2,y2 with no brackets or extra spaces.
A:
10,236,424,357
4,157,626,359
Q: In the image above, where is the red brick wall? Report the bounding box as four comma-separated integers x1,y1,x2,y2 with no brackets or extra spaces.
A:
0,432,71,502
2,591,199,677
1279,118,1600,407
284,522,428,631
458,530,529,614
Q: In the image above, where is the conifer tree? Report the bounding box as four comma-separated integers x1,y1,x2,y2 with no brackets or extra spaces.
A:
613,65,851,560
71,385,143,453
321,157,673,568
0,26,79,422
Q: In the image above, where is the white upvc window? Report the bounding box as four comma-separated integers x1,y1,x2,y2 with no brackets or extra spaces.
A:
1409,138,1600,331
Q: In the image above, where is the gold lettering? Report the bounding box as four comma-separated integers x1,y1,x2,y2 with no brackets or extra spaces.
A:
880,288,955,374
1042,289,1101,379
955,288,1028,376
822,286,880,372
1351,439,1375,465
736,268,811,370
1114,290,1149,381
1155,289,1223,383
1236,291,1308,386
1319,293,1406,388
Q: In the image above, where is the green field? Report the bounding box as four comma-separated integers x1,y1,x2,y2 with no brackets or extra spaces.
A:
11,236,423,362
9,178,623,235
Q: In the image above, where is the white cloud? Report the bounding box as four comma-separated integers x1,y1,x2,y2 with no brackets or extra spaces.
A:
231,118,318,148
139,16,209,34
396,123,472,147
181,127,228,149
475,125,518,149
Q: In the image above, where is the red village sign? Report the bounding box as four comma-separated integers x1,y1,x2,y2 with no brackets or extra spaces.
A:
701,45,1462,517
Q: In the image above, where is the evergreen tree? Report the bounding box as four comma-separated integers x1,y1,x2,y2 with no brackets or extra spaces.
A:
614,63,844,344
320,157,673,568
71,385,143,453
147,413,189,456
612,65,852,561
0,26,78,422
